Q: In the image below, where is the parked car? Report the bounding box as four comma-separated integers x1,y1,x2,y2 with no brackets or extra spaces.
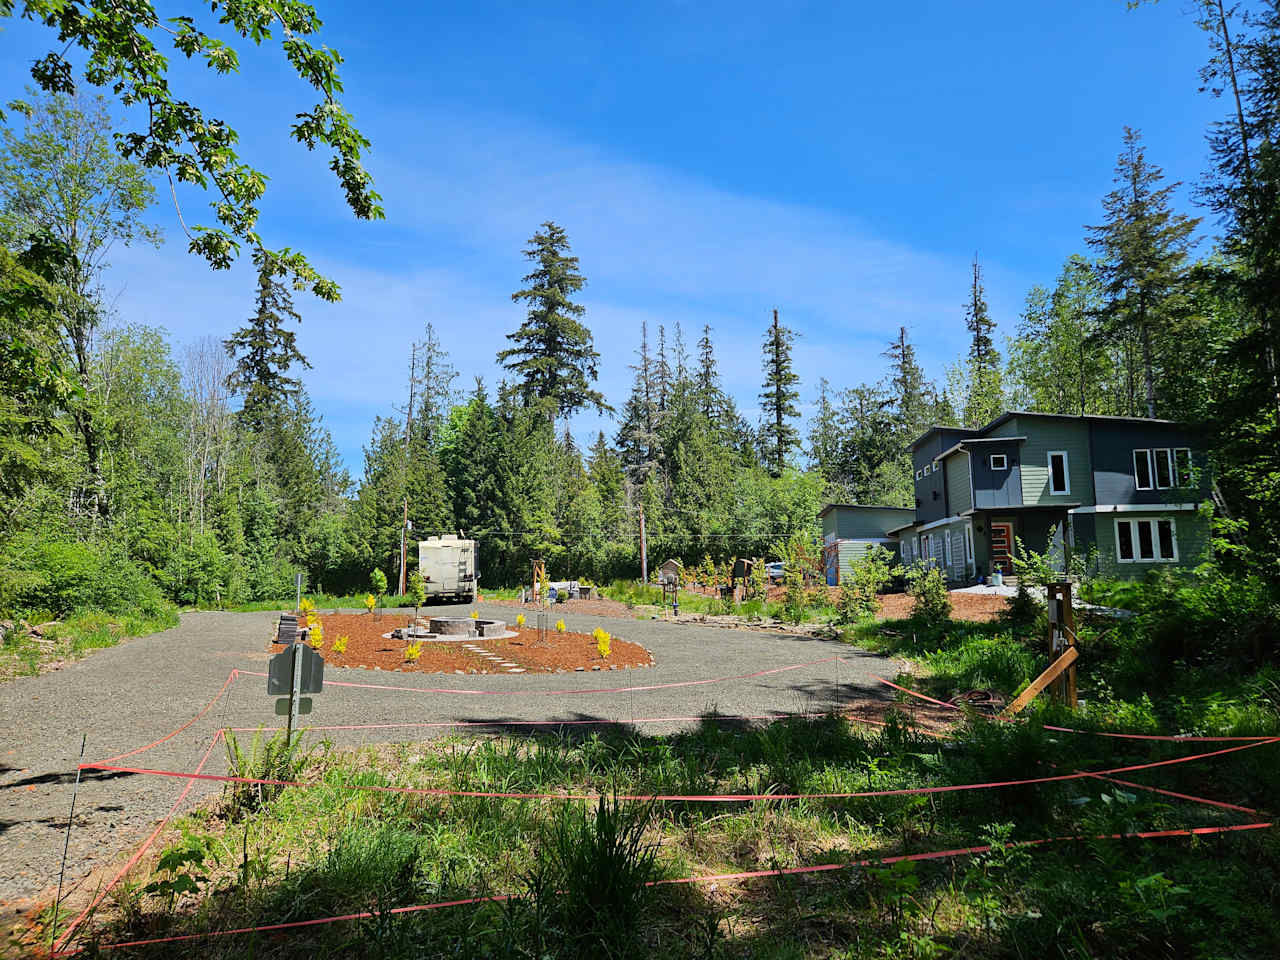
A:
764,561,785,582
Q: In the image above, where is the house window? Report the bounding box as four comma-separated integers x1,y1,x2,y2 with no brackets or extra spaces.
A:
923,464,931,477
1048,451,1070,495
1116,520,1135,562
964,524,975,564
1154,448,1173,489
1133,449,1153,490
1115,518,1178,563
933,459,941,472
1173,448,1193,487
916,469,923,480
943,532,953,567
990,454,1008,470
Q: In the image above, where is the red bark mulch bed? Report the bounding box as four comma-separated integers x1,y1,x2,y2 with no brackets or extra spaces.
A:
271,612,654,675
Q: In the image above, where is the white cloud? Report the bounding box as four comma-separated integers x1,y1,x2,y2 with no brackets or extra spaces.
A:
101,105,1030,471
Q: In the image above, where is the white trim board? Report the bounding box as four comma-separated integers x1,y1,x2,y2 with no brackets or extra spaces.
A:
916,515,965,533
1071,503,1201,514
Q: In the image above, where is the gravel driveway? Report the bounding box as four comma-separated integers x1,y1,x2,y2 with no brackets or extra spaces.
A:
0,603,897,921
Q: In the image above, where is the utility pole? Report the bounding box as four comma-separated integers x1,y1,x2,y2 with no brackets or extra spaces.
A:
398,342,419,599
638,502,648,585
398,498,408,596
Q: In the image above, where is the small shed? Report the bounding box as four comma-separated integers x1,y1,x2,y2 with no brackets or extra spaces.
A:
658,558,684,587
819,503,916,585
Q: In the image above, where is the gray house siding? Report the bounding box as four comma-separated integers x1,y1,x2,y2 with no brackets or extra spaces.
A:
970,441,1023,509
821,506,915,541
912,429,974,524
944,452,972,515
1092,509,1210,577
1015,418,1093,506
1089,422,1208,506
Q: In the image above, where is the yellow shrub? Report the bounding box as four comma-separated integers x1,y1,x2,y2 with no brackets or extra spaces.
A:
404,642,422,662
364,594,376,614
470,610,479,619
333,635,349,655
555,619,566,633
516,614,526,627
595,630,611,659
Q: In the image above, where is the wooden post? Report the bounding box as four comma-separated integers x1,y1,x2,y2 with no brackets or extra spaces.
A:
1046,581,1077,708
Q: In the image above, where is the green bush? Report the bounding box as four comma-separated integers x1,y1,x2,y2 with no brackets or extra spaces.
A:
836,545,903,624
906,566,951,625
10,536,166,619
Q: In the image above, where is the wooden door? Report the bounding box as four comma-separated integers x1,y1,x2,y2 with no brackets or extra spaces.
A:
990,522,1014,575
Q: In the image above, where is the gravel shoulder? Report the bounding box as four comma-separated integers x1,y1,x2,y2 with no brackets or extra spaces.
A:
0,603,898,927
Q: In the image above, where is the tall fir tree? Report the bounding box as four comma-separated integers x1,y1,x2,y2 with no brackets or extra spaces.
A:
882,326,931,438
224,250,311,429
498,221,609,418
1086,127,1199,418
962,256,1004,427
759,308,801,476
617,320,660,483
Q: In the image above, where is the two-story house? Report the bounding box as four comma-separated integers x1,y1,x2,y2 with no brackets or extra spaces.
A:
890,412,1212,582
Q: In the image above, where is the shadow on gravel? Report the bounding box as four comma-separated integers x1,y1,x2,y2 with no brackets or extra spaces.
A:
1,768,138,790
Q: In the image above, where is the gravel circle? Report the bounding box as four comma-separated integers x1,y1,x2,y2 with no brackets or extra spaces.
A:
0,603,897,924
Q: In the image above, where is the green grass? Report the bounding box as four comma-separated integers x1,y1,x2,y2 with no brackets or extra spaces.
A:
0,605,179,681
46,712,1280,959
602,579,830,622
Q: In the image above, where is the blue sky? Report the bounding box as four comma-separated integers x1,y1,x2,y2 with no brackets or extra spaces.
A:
1,1,1222,474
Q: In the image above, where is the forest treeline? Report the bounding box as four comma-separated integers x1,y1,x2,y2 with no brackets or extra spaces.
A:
3,4,1279,615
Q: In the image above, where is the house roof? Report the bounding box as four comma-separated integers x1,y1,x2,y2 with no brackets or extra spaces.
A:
884,521,917,535
911,410,1191,451
817,503,915,519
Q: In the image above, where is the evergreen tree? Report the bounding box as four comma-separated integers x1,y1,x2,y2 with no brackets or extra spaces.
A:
617,320,660,483
883,326,931,438
962,256,1003,427
1005,255,1120,416
808,377,842,487
224,250,311,429
759,308,801,476
498,221,609,418
1086,127,1199,418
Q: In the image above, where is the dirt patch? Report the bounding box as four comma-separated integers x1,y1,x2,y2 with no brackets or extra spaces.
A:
272,613,654,674
842,698,963,737
875,591,1009,622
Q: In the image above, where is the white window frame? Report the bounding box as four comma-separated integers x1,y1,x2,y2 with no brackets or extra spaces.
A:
916,468,923,480
933,459,941,472
1153,448,1173,490
1173,447,1193,487
1133,449,1153,491
943,532,953,567
1114,518,1179,564
1047,450,1070,495
923,464,931,477
964,523,975,567
989,453,1008,471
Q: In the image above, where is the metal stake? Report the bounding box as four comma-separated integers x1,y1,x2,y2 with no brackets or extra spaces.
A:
51,734,87,950
285,642,303,746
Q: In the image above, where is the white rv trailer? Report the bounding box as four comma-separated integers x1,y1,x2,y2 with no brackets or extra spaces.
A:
417,535,479,601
